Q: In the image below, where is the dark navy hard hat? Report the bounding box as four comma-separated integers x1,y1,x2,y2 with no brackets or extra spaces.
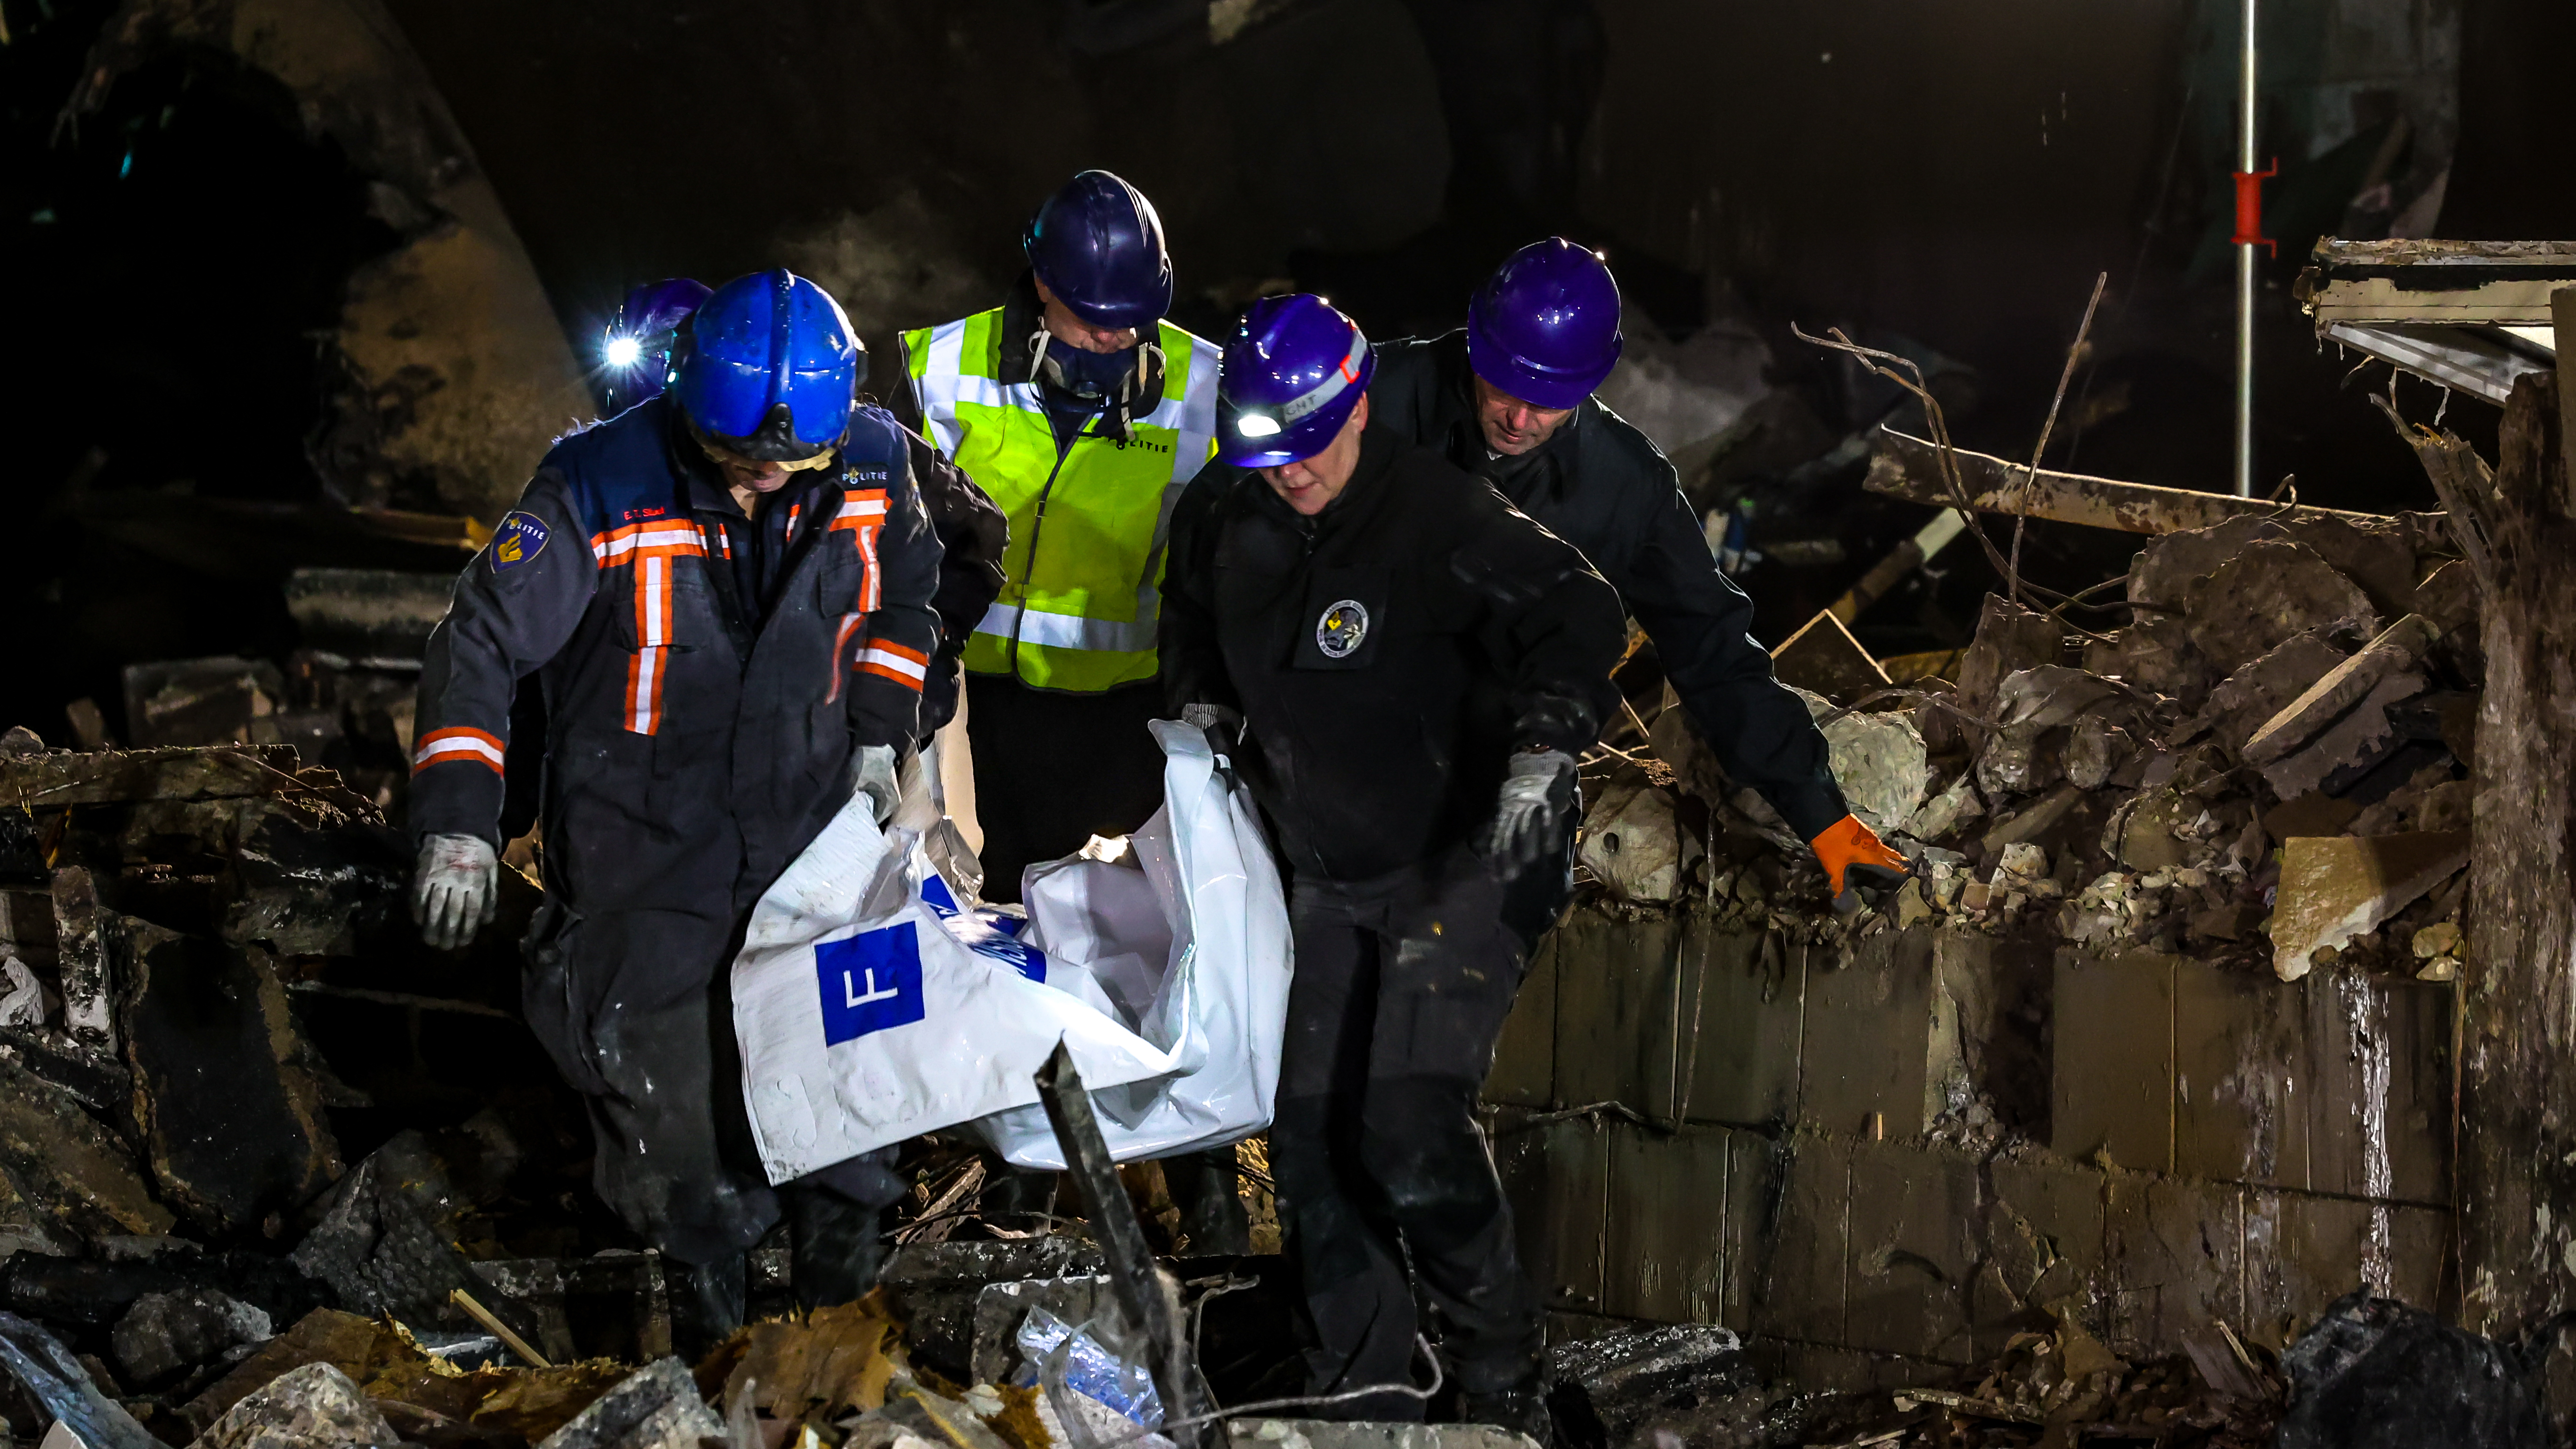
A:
1024,170,1174,333
1217,294,1374,469
601,277,710,411
673,270,866,461
1466,237,1624,411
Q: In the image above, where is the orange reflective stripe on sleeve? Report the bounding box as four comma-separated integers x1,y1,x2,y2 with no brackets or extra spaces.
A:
857,638,929,692
831,490,889,613
412,726,505,775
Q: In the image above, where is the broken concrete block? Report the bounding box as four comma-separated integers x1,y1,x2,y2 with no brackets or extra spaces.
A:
2185,538,2379,679
121,658,290,751
2185,630,2348,758
110,1288,271,1388
1576,781,1690,905
221,800,406,956
117,923,340,1236
1977,666,2128,797
1937,595,2063,753
0,1311,161,1449
1768,610,1891,706
2245,615,2444,765
2257,669,2428,801
2118,612,2212,708
183,1309,418,1432
0,1055,173,1242
291,1135,537,1343
2064,715,2137,790
2101,1173,2244,1359
1899,771,1982,842
195,1361,397,1449
49,868,113,1059
534,1357,719,1449
2270,833,2470,982
1792,689,1927,836
2411,921,2462,959
1544,1323,1749,1449
0,956,43,1030
1994,843,2048,883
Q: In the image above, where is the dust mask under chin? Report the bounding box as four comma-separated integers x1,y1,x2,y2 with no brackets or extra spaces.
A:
1036,334,1144,401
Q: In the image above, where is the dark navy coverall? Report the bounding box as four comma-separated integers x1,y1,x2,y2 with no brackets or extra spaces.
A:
411,394,942,1266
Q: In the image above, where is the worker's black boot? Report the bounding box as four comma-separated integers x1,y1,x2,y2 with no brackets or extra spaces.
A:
787,1185,890,1310
1456,1378,1555,1447
666,1252,747,1362
1162,1147,1252,1256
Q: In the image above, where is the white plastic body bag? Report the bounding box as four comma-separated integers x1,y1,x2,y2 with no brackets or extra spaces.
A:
731,722,1292,1184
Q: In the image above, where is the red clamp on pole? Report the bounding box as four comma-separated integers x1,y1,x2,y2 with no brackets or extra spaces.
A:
2232,159,2278,256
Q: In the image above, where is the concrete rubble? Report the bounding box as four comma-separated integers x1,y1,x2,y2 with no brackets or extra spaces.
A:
1593,498,2478,987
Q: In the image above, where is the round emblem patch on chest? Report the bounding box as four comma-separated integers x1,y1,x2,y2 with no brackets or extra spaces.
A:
1316,599,1370,659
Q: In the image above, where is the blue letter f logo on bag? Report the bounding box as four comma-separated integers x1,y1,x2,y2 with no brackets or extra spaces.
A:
816,923,926,1044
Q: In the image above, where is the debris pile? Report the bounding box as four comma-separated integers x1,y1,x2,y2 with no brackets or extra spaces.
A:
1584,500,2479,990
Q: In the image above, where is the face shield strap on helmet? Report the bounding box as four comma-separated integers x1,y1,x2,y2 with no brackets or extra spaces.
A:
685,410,840,470
1229,325,1370,446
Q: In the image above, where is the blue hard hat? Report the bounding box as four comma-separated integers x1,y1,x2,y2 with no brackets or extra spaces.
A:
1465,237,1624,411
673,269,867,460
1217,294,1374,469
1024,170,1174,333
601,277,710,411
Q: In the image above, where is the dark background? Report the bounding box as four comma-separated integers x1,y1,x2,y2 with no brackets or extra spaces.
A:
3,0,2572,736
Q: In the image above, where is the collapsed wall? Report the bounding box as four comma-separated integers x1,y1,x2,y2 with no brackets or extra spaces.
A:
1509,497,2477,1387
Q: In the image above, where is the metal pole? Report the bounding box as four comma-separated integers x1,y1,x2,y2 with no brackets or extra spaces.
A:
1033,1041,1212,1447
2234,0,2259,497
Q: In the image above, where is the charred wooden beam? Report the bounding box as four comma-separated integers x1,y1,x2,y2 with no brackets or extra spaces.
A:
1863,427,2396,534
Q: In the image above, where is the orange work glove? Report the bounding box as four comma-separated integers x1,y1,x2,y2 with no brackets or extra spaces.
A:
1810,814,1910,904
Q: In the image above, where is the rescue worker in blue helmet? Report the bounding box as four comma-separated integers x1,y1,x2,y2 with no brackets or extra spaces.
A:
1163,294,1625,1441
894,170,1245,1249
408,269,943,1351
1368,238,1910,929
599,277,714,414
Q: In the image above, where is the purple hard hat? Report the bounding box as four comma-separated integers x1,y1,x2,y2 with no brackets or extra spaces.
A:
601,277,712,411
1218,294,1374,468
1024,170,1174,332
1465,238,1624,411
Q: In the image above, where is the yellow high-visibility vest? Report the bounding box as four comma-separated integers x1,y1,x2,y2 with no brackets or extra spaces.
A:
904,309,1219,692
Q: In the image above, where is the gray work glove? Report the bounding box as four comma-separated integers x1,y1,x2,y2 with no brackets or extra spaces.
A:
413,833,499,951
854,743,901,826
1180,700,1242,757
1481,748,1578,871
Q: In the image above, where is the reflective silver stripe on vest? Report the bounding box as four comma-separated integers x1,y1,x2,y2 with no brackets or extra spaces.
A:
969,602,1156,654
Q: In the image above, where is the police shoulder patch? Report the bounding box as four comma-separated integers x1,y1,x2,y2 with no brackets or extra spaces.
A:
491,511,550,572
1316,599,1369,659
